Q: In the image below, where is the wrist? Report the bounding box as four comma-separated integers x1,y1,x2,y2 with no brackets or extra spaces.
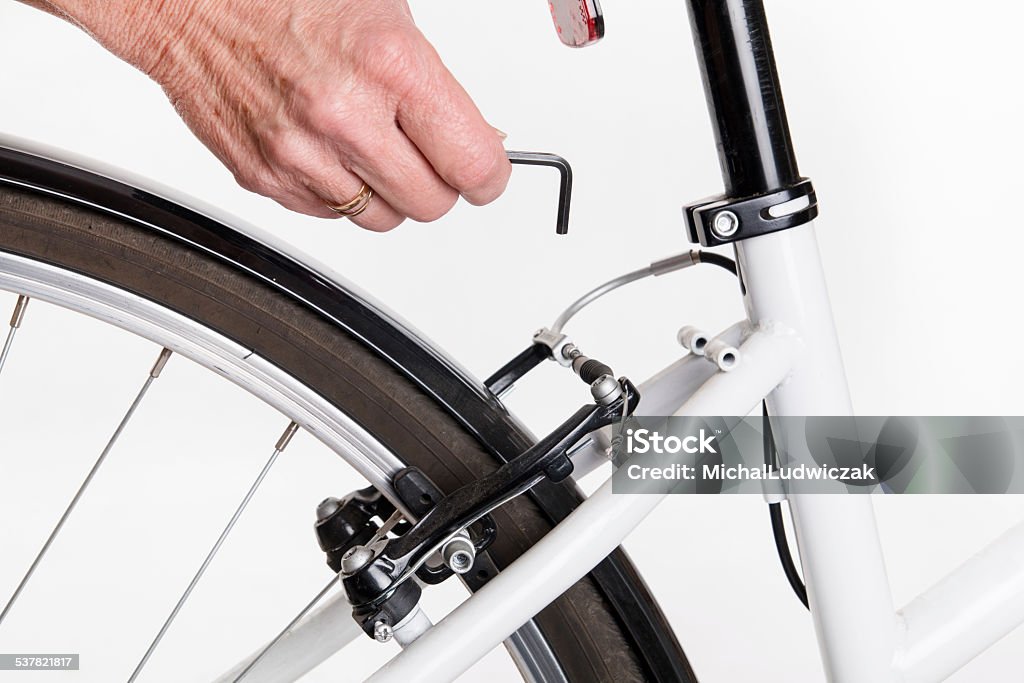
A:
48,0,202,78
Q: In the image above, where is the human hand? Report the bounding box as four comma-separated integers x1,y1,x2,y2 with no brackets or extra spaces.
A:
59,0,512,230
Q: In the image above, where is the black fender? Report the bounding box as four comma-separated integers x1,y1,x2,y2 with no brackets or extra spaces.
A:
0,138,694,683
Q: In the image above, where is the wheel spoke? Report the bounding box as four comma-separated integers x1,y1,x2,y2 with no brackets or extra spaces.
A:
0,295,29,379
127,421,300,683
0,346,172,628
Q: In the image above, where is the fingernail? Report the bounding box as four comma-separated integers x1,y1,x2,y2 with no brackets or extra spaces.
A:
493,128,508,140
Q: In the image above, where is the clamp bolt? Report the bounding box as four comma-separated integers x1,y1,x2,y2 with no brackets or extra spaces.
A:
373,620,394,643
711,210,740,238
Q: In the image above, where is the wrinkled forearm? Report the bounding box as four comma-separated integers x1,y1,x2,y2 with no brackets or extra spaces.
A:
16,1,58,15
16,0,199,77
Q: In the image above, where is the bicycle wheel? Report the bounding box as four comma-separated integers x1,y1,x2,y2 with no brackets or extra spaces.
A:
0,149,693,682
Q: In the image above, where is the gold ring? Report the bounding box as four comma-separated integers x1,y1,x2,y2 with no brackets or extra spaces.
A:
327,183,374,217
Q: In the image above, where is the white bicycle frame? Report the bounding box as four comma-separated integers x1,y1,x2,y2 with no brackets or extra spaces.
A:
229,223,1024,683
5,183,1020,681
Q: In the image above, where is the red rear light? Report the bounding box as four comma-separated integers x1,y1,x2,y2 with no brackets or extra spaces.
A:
548,0,605,48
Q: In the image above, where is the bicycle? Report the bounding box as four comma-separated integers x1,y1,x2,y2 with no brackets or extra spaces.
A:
1,1,1021,682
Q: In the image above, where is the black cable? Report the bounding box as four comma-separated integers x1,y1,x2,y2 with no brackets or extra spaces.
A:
691,251,809,605
695,250,738,276
762,401,810,610
769,504,809,609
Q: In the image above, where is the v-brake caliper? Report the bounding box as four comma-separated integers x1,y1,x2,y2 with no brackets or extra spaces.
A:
316,368,638,642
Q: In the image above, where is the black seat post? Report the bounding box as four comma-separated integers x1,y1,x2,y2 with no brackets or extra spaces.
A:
685,0,801,199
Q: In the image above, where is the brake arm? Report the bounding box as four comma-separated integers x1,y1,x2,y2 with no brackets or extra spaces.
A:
341,376,640,636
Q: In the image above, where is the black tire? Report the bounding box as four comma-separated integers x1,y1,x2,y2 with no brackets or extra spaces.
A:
0,183,682,682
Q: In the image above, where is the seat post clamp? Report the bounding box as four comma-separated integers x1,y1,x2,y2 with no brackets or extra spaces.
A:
683,178,818,247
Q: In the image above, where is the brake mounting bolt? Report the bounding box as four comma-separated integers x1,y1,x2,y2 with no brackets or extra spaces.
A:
374,620,394,643
315,497,342,521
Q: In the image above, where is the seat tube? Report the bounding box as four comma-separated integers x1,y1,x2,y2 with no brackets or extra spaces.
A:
685,1,898,680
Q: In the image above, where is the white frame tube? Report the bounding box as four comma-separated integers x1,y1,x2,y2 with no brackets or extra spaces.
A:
213,591,362,683
736,224,898,682
895,520,1024,682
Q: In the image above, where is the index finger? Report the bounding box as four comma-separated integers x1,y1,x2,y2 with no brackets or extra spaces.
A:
395,58,511,206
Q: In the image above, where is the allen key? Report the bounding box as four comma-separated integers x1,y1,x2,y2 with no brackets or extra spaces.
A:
506,151,574,235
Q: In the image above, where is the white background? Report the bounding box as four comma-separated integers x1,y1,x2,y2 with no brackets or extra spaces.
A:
1,1,1024,681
